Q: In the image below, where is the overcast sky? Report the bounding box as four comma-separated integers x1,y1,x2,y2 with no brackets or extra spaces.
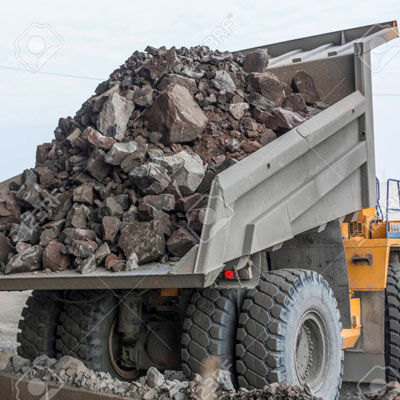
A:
0,0,399,188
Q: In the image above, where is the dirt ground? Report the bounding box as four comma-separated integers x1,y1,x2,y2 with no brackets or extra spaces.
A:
0,291,362,398
0,291,29,367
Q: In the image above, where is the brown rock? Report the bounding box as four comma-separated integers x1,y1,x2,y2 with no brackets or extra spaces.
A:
86,149,111,182
83,127,116,150
241,140,262,153
35,167,55,187
43,241,70,272
260,129,277,146
133,86,153,107
167,227,198,257
248,72,292,106
0,192,21,231
73,184,94,205
36,142,53,165
102,216,121,242
101,197,124,218
140,194,175,212
291,70,320,104
158,74,197,93
176,193,206,212
66,204,89,229
0,233,13,263
104,254,125,272
243,49,269,73
187,208,206,233
283,93,307,114
140,48,179,82
61,228,96,242
266,107,306,131
146,84,208,144
118,221,165,263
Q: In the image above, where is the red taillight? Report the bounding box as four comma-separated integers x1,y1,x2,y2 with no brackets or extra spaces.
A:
224,270,234,279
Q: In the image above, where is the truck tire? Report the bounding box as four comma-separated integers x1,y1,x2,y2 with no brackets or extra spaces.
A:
181,289,242,382
17,291,62,360
56,290,137,380
236,269,343,400
385,263,400,381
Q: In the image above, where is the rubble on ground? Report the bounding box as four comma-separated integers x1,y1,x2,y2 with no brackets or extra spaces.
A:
0,44,325,274
4,354,321,399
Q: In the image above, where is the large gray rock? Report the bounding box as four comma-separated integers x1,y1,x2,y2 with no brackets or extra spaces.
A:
146,84,208,144
248,71,292,106
212,70,236,92
94,242,111,264
76,254,97,274
172,151,205,196
118,221,165,263
147,367,165,388
97,92,135,141
229,102,249,120
55,356,88,376
9,212,39,244
105,142,138,166
130,163,171,195
15,183,42,209
4,245,43,274
243,49,269,73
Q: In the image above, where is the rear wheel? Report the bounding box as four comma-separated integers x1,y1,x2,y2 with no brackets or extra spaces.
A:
56,290,137,380
17,291,62,360
236,269,343,400
385,262,400,381
181,289,242,383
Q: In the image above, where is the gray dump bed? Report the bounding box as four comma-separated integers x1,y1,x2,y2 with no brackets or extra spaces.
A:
0,21,398,291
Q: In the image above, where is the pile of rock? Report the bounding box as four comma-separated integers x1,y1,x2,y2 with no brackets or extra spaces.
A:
0,44,325,274
5,354,320,399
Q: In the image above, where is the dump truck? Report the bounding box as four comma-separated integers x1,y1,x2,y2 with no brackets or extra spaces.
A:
0,21,398,400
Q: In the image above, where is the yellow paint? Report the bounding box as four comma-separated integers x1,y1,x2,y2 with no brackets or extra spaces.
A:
160,288,179,297
344,238,400,290
341,298,361,349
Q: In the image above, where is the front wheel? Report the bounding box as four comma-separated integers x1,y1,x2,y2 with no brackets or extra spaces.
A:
236,269,343,400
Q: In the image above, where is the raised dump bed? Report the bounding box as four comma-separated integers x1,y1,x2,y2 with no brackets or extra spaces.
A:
0,21,397,291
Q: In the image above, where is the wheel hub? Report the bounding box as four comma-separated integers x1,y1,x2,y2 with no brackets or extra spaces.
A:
294,311,328,393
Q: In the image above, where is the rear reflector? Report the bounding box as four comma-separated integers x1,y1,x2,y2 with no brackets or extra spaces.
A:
224,270,234,279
